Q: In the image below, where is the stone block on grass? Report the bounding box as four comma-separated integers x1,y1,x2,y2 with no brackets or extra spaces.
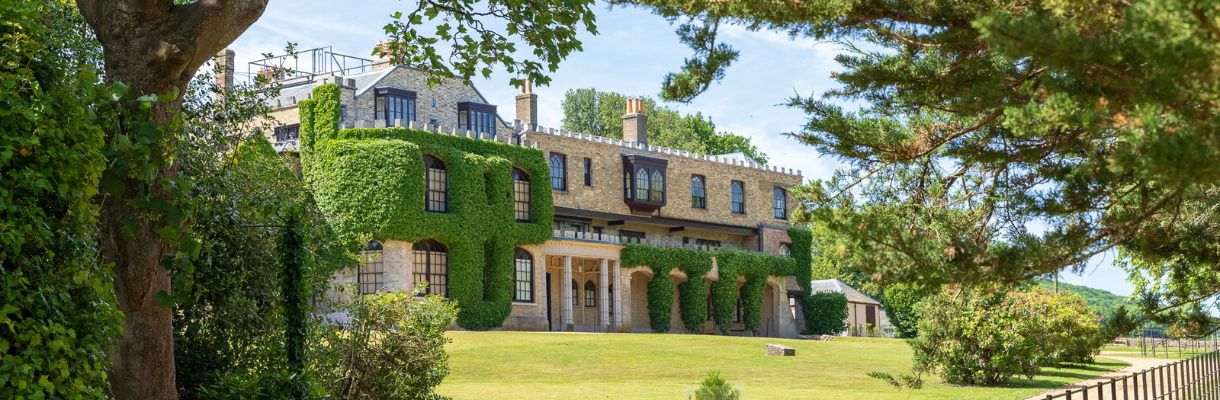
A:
765,344,795,356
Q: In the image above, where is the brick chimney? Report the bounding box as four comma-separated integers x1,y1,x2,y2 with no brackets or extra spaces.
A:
373,40,394,70
516,78,537,126
215,48,235,100
623,98,647,144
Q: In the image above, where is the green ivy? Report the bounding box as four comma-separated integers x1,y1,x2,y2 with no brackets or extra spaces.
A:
298,84,554,330
787,228,813,295
620,241,805,335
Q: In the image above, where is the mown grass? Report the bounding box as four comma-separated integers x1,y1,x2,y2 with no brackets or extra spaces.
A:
437,332,1128,399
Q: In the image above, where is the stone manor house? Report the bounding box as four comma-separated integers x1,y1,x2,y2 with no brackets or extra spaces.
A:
227,46,826,338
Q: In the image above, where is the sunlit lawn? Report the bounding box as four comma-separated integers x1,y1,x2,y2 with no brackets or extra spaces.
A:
438,332,1128,400
1103,344,1215,360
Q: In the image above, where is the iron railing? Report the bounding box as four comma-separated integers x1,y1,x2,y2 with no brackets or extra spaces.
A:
247,46,373,81
1041,350,1220,400
550,229,744,252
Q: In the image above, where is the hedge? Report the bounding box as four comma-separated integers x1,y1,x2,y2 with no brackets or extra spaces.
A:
298,84,553,330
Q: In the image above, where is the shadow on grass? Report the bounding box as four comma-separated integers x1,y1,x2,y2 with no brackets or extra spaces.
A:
933,360,1130,390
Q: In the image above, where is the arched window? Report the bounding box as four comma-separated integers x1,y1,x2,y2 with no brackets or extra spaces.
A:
513,248,533,302
650,171,664,202
779,243,791,258
423,155,447,213
358,241,384,295
512,168,531,222
691,175,706,209
584,281,596,307
635,168,649,200
571,279,579,306
773,187,787,220
731,181,745,214
549,153,566,190
412,240,448,297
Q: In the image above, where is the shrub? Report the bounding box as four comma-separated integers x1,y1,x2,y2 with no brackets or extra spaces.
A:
693,370,739,400
802,291,848,335
900,286,1102,386
314,283,458,400
882,284,925,338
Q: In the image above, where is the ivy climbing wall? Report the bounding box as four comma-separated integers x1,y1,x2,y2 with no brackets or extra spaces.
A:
297,84,554,330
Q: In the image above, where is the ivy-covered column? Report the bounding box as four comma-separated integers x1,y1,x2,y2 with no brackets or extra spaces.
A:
562,256,573,331
612,260,622,330
599,258,609,331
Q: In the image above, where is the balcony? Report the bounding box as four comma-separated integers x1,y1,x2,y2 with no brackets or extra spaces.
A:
551,230,744,252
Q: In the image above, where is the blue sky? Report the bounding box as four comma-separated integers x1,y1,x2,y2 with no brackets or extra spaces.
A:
225,0,1137,297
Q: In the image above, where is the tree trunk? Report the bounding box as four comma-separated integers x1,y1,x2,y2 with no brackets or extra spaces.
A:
76,1,269,398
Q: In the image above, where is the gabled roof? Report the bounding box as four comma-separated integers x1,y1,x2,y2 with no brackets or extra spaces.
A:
810,278,881,305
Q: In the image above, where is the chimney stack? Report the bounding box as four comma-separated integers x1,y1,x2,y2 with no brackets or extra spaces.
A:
373,40,394,70
516,78,538,127
215,48,235,101
623,98,647,145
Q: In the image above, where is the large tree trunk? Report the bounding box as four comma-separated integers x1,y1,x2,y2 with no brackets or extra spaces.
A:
76,1,268,398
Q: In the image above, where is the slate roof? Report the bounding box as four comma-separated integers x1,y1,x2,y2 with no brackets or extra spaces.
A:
809,278,882,305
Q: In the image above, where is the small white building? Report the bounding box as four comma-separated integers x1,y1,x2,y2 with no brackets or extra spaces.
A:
810,279,883,331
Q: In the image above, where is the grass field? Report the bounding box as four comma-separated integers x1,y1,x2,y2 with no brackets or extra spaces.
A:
437,332,1129,400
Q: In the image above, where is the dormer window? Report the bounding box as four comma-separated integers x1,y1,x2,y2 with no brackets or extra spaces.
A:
374,88,417,126
457,102,497,136
622,154,668,212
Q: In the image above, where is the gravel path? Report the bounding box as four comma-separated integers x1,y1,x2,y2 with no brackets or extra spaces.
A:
1022,353,1180,400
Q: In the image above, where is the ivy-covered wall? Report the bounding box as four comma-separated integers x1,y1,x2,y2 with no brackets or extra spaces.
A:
297,84,554,330
620,240,805,335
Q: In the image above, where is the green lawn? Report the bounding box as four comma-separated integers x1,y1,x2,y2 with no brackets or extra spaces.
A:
1102,344,1212,360
437,332,1128,400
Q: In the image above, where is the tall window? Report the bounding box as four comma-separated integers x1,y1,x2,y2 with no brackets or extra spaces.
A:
412,240,448,297
424,155,447,213
513,168,531,222
514,248,533,302
731,181,745,214
635,168,649,200
691,175,706,209
358,241,384,295
583,158,593,186
609,284,614,316
457,102,498,136
550,153,567,190
774,188,787,220
584,281,596,307
650,171,664,202
572,279,579,306
375,88,417,125
274,124,300,142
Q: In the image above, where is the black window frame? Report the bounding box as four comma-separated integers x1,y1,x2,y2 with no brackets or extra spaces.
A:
423,155,448,213
572,279,579,306
412,240,449,297
513,248,533,302
274,123,300,142
691,175,706,209
550,153,567,190
512,168,531,222
358,241,384,295
696,239,722,249
584,281,596,307
773,187,787,220
374,87,417,126
731,180,745,214
457,101,498,136
621,154,668,212
583,158,593,187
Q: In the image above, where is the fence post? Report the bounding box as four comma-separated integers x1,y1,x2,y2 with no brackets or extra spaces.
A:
1123,375,1128,400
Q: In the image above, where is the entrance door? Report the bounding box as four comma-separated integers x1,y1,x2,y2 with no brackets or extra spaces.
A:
545,272,553,331
865,305,877,327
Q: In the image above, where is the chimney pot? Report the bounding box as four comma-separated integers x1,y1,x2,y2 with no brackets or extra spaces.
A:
516,78,538,125
623,98,647,145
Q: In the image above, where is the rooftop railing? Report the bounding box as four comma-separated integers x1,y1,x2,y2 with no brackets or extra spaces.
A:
550,229,743,252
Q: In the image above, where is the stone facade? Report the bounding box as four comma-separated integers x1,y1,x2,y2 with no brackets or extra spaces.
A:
254,51,812,338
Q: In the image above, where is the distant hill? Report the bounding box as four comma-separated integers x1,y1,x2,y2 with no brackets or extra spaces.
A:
1030,279,1137,323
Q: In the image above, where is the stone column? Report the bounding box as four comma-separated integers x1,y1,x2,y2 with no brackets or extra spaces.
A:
612,260,622,330
562,256,573,331
599,258,609,331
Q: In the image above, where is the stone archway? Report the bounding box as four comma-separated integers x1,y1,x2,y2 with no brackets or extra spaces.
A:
630,270,651,332
762,282,777,337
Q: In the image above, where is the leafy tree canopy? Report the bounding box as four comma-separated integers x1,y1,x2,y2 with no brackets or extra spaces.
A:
618,0,1220,331
560,88,768,163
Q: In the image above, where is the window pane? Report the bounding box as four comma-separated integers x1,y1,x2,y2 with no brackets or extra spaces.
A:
514,250,532,302
459,110,468,131
636,168,648,200
514,174,531,222
550,154,566,190
651,171,664,202
359,242,384,295
376,97,385,121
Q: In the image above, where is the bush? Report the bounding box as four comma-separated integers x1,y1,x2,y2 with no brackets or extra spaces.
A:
882,284,925,338
900,286,1102,386
314,283,458,400
693,370,739,400
802,291,849,335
